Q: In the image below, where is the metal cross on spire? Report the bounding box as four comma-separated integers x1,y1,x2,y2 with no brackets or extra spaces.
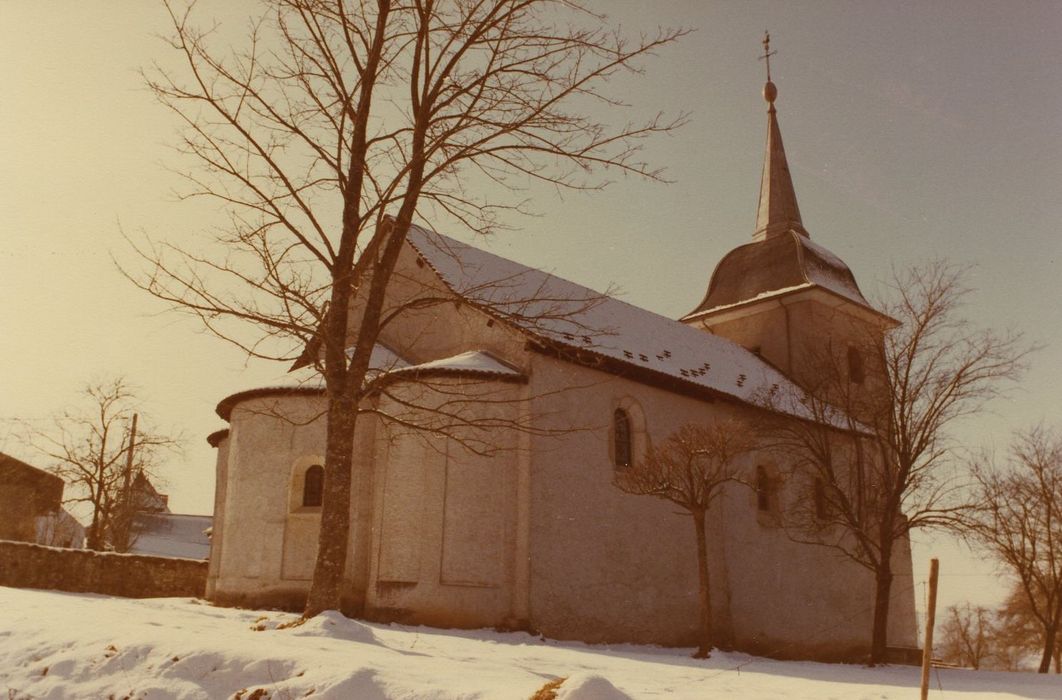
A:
759,30,776,81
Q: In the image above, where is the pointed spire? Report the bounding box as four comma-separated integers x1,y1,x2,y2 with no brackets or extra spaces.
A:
753,33,807,242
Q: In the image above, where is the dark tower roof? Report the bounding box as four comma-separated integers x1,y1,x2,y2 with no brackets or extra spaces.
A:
684,231,873,318
683,71,878,321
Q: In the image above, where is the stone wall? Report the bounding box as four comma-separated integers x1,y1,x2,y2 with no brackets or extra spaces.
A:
0,540,207,598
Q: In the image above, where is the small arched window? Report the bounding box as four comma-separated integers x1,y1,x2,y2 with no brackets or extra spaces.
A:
302,465,324,507
755,465,772,512
613,409,632,468
813,478,827,521
847,346,865,385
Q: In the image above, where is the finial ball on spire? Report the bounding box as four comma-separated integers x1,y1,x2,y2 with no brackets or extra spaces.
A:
763,80,777,103
759,30,778,102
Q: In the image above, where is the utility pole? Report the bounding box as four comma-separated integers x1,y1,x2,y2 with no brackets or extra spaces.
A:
920,558,940,700
118,412,138,551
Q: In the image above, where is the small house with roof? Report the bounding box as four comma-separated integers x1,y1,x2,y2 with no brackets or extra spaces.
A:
0,452,64,543
204,74,917,660
0,452,84,548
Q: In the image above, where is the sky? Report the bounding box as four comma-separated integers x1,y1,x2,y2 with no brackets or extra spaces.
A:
2,1,1060,613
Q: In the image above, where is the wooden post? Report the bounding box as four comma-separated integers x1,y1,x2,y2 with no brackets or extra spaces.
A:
119,413,138,550
920,558,939,700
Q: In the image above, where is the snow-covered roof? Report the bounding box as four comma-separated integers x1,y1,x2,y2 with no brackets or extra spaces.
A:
683,230,886,322
214,223,853,426
215,343,402,419
129,513,212,561
800,236,877,308
390,350,523,380
363,343,410,373
404,224,810,414
215,344,523,422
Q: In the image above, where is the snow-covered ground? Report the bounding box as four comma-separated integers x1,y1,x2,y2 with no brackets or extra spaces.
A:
1,587,1058,699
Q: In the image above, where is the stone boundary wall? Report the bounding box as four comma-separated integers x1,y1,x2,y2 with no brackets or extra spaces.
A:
0,539,207,598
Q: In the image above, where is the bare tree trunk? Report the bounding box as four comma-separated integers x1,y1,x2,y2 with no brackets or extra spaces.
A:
870,565,893,665
304,398,358,617
88,455,107,550
1038,624,1056,673
86,520,103,551
87,486,106,551
692,509,713,658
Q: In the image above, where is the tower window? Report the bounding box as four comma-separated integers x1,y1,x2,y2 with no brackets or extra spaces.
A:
756,465,772,512
613,409,632,469
303,464,324,507
813,478,827,521
847,346,865,384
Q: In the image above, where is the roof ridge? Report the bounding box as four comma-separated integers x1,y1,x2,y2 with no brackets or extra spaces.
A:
403,224,820,419
792,229,811,287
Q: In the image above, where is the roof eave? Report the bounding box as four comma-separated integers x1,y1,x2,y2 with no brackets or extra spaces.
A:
379,366,528,385
683,284,898,328
206,429,230,448
215,385,327,421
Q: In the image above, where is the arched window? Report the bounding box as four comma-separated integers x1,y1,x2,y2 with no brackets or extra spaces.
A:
847,346,865,384
302,465,324,507
613,408,632,468
813,478,827,521
756,465,772,512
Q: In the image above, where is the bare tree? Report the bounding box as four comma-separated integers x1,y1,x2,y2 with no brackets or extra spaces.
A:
969,426,1062,673
938,603,994,670
761,261,1030,664
22,378,179,552
613,421,756,658
992,583,1062,673
128,0,686,617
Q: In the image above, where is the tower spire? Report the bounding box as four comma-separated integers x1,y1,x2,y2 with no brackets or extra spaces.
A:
753,32,806,241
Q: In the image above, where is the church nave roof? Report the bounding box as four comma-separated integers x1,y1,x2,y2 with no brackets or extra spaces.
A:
406,224,813,419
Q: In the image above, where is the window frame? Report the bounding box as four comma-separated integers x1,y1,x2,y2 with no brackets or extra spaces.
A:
301,464,324,509
609,397,648,471
755,465,772,512
813,477,828,521
613,408,633,469
753,464,783,527
847,345,865,385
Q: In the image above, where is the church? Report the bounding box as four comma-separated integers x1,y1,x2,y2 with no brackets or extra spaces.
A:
203,71,918,661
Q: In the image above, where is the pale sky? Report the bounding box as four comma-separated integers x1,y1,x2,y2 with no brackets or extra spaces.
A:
2,1,1060,613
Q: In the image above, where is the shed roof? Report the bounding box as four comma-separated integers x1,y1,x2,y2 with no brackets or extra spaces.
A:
0,452,63,488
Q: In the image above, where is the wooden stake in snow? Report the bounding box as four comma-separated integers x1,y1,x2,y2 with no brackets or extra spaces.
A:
920,558,939,700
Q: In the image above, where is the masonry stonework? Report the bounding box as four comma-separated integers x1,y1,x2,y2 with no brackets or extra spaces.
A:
0,540,207,598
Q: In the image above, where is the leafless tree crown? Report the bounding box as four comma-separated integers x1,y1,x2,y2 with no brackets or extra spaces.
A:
127,0,687,617
757,261,1031,664
21,378,180,551
129,0,688,364
970,425,1062,673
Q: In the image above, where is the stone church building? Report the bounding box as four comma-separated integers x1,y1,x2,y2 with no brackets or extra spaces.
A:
204,76,917,660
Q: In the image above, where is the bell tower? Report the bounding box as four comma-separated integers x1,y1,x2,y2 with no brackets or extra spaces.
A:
681,34,895,389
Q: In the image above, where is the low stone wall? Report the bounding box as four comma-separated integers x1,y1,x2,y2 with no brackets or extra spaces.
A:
0,539,207,598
